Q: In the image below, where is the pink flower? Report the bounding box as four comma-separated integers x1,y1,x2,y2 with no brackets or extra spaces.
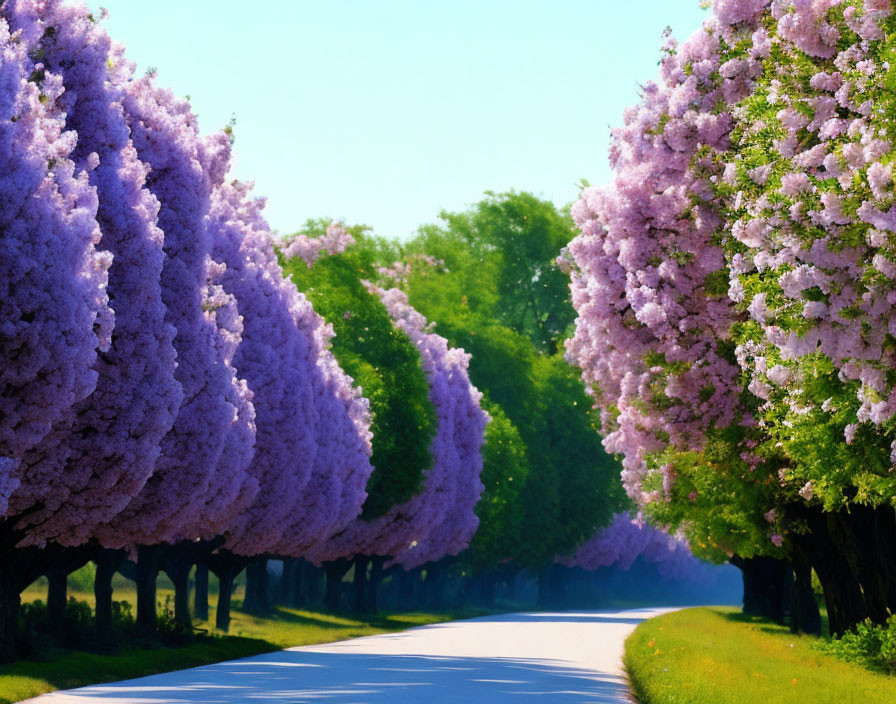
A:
771,533,784,547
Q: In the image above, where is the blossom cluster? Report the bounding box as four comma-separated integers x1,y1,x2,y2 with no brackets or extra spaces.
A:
0,0,489,573
566,0,896,543
0,0,376,562
558,513,709,581
304,287,488,569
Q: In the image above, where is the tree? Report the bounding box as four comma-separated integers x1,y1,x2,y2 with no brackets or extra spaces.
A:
283,237,487,600
564,0,896,634
7,0,182,553
282,224,436,520
435,192,577,353
463,402,529,574
208,186,374,627
374,286,488,571
401,195,624,577
89,75,255,554
0,3,124,659
0,7,112,505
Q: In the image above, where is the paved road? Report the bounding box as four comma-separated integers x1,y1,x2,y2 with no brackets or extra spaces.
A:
26,607,676,703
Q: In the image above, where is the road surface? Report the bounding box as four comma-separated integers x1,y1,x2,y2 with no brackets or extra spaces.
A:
25,607,676,703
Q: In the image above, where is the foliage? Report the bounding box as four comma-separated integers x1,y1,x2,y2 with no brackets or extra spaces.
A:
402,192,625,569
820,616,896,674
563,0,896,570
432,191,578,353
155,596,194,646
464,402,529,572
281,222,436,519
16,597,133,658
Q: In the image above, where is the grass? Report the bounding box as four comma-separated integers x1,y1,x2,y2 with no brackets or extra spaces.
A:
2,576,479,704
625,606,896,703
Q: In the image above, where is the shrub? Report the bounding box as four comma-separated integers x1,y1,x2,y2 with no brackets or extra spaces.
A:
156,596,194,646
821,616,896,674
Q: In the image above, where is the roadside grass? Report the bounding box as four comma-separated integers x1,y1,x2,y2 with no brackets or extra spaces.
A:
3,577,479,704
625,606,896,703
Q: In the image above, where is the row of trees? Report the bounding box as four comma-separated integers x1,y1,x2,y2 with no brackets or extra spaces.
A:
564,0,896,635
0,0,490,660
0,0,728,664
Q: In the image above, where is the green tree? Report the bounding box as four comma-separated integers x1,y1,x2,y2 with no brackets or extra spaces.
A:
401,192,624,572
281,221,436,518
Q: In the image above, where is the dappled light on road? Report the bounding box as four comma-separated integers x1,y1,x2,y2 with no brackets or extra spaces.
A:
28,609,676,703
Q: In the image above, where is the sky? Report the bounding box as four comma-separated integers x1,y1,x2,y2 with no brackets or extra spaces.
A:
87,0,709,240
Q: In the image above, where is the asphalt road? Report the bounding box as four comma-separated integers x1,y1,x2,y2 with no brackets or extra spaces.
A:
25,607,677,703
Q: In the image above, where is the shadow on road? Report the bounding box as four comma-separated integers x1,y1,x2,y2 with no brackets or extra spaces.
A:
40,610,665,703
59,651,629,703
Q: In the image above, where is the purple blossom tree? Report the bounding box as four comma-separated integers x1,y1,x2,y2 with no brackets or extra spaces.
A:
564,0,896,633
3,0,183,552
206,180,373,628
0,12,112,498
66,68,258,634
305,287,487,610
90,77,254,553
0,8,116,658
558,513,704,579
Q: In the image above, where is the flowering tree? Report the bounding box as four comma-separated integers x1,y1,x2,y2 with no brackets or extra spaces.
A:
0,9,113,511
717,0,896,630
207,185,374,628
371,287,488,571
559,513,706,579
282,223,437,524
403,194,625,590
4,1,183,557
281,231,487,610
87,74,255,564
0,7,115,657
565,0,896,633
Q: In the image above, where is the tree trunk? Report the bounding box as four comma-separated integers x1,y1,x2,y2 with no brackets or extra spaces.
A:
789,551,821,635
398,568,415,607
0,567,20,663
499,564,519,604
789,505,867,636
42,545,94,642
352,555,370,614
280,559,297,607
481,572,497,608
366,556,385,613
46,569,67,640
549,564,569,608
0,542,66,661
203,550,249,633
536,564,552,607
324,559,350,613
424,561,446,610
216,570,234,632
94,549,124,647
304,561,322,607
135,545,159,637
832,505,896,625
160,541,221,630
242,559,269,615
194,564,209,621
813,549,866,637
730,556,792,625
169,560,192,628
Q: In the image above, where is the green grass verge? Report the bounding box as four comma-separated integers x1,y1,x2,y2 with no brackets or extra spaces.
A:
2,581,479,704
625,606,896,703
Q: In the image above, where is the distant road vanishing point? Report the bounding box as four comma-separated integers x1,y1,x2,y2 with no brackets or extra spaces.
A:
24,608,679,703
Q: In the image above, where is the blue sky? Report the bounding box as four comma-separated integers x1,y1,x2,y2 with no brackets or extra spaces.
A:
87,1,708,239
